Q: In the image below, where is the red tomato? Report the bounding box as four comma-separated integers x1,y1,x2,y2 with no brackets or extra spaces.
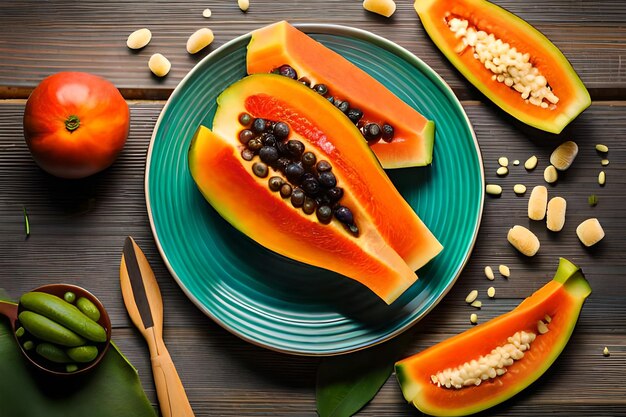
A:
23,72,130,179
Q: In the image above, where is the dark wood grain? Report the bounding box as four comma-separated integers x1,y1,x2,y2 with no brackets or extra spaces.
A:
1,99,625,416
0,1,625,100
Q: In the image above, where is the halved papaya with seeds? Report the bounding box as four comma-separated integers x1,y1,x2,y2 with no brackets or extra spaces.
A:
415,0,591,134
189,74,442,304
395,258,591,415
246,21,436,169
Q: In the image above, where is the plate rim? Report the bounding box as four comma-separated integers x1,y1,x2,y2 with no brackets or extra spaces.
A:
144,23,485,356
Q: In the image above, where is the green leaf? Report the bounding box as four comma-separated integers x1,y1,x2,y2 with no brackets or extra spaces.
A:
316,341,401,417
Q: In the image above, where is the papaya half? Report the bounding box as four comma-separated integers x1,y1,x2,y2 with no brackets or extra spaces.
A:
395,258,591,416
188,74,442,305
415,0,590,134
246,21,436,169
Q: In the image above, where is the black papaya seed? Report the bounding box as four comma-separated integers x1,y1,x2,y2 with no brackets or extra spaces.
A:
302,178,320,196
241,149,254,161
290,188,305,207
298,77,311,87
338,101,350,114
238,113,252,126
318,171,337,188
334,206,354,225
259,146,279,164
273,122,290,140
252,118,267,133
274,157,290,172
302,151,317,168
327,187,344,202
268,176,283,192
248,138,263,152
285,162,305,183
316,205,333,224
252,162,269,178
313,84,328,95
279,65,297,79
363,123,382,141
302,197,317,215
261,133,277,147
347,108,363,124
316,160,332,172
238,129,255,145
382,123,394,142
280,183,293,198
287,140,305,158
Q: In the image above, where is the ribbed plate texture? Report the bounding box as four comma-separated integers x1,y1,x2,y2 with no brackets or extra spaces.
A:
146,25,484,355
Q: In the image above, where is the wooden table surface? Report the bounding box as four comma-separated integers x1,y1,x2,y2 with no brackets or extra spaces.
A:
1,1,625,416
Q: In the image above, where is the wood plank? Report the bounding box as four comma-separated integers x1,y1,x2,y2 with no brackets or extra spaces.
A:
0,1,625,100
1,100,625,415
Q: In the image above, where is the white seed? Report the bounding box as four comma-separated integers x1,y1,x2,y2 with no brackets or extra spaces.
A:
465,289,479,304
547,196,567,232
524,155,538,170
537,320,549,334
498,156,509,167
238,0,250,12
544,165,558,184
601,159,609,166
507,225,540,256
486,184,502,196
528,185,548,220
576,218,605,247
484,266,495,280
471,300,482,308
487,287,496,298
470,313,478,324
202,8,212,18
499,264,510,277
362,0,396,17
544,314,552,323
186,28,215,54
603,347,610,357
598,171,606,186
595,144,609,153
513,160,520,166
514,184,527,195
148,53,171,77
126,28,152,50
550,141,578,171
496,166,508,176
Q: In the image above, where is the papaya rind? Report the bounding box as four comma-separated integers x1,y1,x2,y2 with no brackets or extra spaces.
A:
395,258,591,416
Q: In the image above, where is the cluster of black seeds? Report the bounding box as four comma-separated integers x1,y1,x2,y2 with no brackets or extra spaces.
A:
271,64,395,144
238,112,358,236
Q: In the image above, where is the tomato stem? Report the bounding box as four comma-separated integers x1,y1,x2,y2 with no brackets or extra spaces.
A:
65,115,80,132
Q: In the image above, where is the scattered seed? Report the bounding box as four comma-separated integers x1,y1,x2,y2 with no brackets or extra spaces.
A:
524,155,538,170
546,196,567,232
486,184,502,196
381,124,394,142
241,149,254,161
238,0,250,12
465,290,479,304
487,287,496,298
148,53,171,77
588,194,599,207
537,320,549,334
498,156,509,167
603,347,610,357
238,113,252,126
496,166,508,176
280,183,292,199
595,144,609,153
513,160,520,166
576,218,605,247
601,159,609,166
598,171,606,186
252,162,268,178
362,0,397,17
268,176,283,192
313,84,328,95
544,314,552,323
126,28,152,50
186,28,214,54
202,8,212,18
363,123,382,141
550,141,578,171
471,300,482,308
528,185,548,220
470,313,478,324
543,165,558,184
513,184,526,195
499,264,510,278
507,225,540,256
484,266,495,280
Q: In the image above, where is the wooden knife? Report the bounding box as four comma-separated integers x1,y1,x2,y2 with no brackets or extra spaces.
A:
120,236,195,417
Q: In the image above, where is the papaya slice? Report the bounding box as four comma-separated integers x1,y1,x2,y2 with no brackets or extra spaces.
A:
246,21,436,169
189,74,442,304
415,0,591,134
395,258,591,415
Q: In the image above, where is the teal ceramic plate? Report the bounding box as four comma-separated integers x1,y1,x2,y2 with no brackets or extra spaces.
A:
146,24,484,356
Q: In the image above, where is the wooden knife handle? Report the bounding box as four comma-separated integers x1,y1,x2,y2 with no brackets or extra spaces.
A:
151,344,195,417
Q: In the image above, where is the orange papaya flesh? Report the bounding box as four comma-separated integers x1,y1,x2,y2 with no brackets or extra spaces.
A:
246,21,436,169
190,74,443,304
395,258,591,416
415,0,590,134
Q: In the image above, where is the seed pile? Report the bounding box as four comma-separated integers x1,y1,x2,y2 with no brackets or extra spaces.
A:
447,18,559,109
237,113,359,235
431,330,538,389
270,64,395,144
